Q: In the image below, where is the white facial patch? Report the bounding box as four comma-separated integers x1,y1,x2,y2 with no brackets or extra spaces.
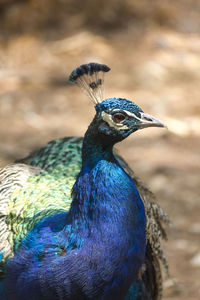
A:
101,111,129,130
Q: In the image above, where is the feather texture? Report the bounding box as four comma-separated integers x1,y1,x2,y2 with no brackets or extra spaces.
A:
0,137,169,299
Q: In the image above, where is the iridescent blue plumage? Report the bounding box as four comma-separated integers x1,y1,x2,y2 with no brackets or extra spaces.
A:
99,98,143,113
2,63,167,299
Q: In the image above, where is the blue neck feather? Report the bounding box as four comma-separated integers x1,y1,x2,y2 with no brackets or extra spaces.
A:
82,120,116,170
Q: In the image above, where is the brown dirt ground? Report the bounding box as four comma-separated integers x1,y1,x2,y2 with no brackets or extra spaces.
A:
0,1,200,299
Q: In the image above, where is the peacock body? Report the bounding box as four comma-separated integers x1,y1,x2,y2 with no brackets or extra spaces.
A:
0,63,169,299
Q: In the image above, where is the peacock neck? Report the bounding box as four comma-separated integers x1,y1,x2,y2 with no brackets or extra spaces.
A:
81,122,116,172
69,122,146,232
69,124,118,223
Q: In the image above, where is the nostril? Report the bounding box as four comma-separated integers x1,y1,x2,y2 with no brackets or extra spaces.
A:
140,113,155,123
139,113,167,128
144,116,153,122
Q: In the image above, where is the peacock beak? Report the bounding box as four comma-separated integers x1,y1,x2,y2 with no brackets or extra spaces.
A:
137,112,167,129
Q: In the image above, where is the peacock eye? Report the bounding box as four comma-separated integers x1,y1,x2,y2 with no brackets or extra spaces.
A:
112,113,127,123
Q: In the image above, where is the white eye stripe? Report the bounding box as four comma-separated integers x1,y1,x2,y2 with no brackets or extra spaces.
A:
123,110,140,119
107,108,141,120
101,111,129,130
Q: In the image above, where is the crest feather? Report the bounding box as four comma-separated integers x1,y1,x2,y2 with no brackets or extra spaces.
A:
69,63,110,104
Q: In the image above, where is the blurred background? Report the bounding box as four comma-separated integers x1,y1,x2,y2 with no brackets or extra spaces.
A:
0,0,200,298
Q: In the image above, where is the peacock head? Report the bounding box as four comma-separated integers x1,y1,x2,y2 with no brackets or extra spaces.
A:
94,97,166,142
69,63,166,144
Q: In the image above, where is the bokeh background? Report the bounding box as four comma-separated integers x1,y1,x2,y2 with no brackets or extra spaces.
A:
0,1,200,298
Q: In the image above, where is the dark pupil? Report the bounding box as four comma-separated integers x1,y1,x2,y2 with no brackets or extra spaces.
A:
112,113,126,123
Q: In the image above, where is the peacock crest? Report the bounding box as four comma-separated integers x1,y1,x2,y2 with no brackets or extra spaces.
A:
69,62,110,104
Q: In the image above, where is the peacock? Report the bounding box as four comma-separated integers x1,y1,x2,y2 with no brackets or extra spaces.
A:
0,63,170,299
